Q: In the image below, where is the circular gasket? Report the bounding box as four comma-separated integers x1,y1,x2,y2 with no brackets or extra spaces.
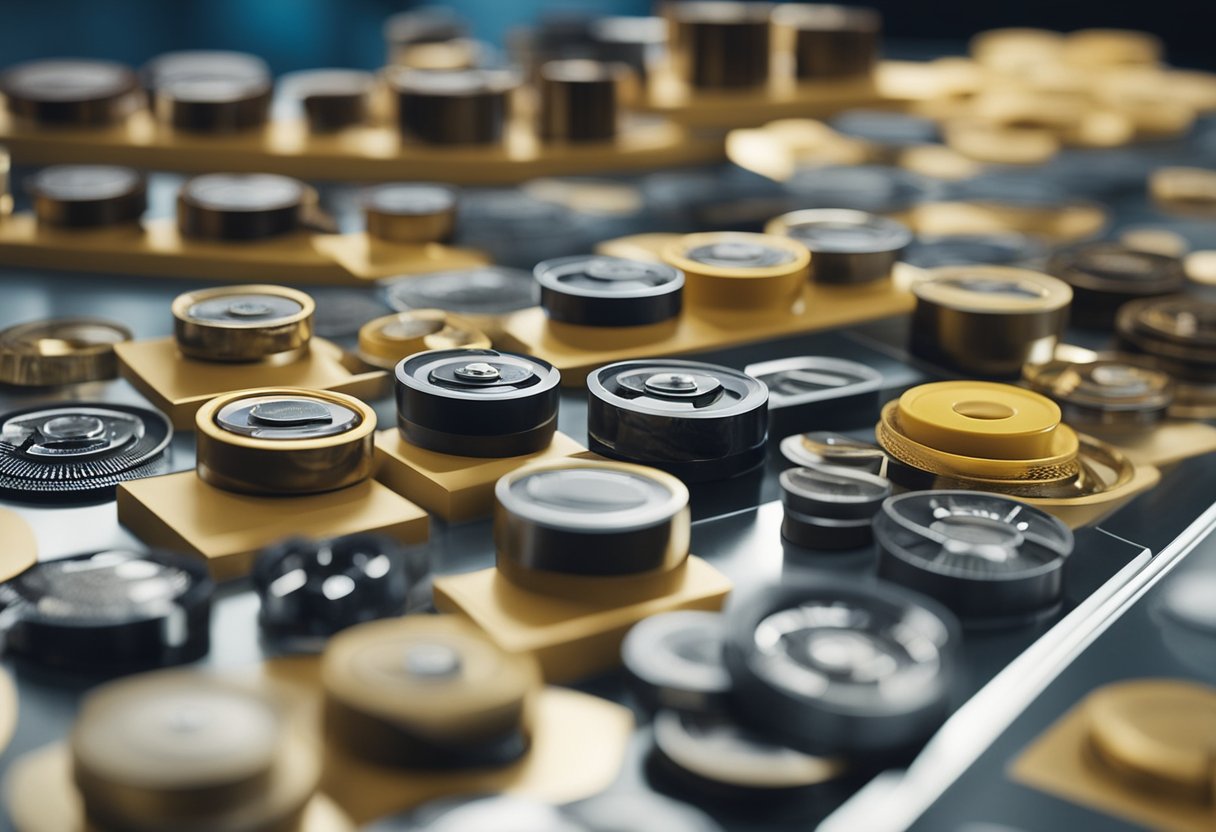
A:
176,173,312,242
27,165,147,228
1,59,139,126
172,284,315,363
621,610,730,713
769,209,913,284
536,255,684,327
0,402,172,501
0,318,132,387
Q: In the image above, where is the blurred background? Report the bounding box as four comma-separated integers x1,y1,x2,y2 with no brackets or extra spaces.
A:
0,0,1210,74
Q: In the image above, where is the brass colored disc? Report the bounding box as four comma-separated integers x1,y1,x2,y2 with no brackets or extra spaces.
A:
69,673,320,832
1185,251,1216,285
1063,29,1162,68
661,231,809,312
0,318,132,386
943,120,1060,165
322,615,539,767
357,310,490,369
969,28,1065,72
1120,227,1189,258
1084,679,1216,803
1150,167,1216,216
894,381,1064,460
172,284,315,363
195,388,376,496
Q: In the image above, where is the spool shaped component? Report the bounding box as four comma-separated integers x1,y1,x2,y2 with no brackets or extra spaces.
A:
587,358,769,482
322,616,539,768
194,388,376,496
910,266,1072,377
494,458,691,600
662,232,809,313
394,348,560,458
172,284,315,363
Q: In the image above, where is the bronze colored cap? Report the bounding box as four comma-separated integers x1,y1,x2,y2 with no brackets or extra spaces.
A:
357,310,490,370
195,388,376,495
1084,679,1216,804
361,182,459,244
177,173,313,242
389,67,519,145
538,59,623,143
773,4,881,80
172,284,314,363
322,616,539,767
670,1,773,90
69,673,319,832
0,59,139,126
0,318,131,387
662,231,809,312
28,165,146,229
155,76,271,133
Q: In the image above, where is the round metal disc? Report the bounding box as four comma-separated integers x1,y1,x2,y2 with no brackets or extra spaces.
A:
621,611,731,712
214,395,360,440
384,267,539,316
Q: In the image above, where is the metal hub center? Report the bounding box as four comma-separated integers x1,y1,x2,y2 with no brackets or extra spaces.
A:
404,643,463,679
644,372,698,395
40,414,106,440
454,361,501,382
226,301,273,319
248,399,333,427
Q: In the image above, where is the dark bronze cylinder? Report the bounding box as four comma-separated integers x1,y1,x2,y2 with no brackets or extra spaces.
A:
671,2,773,90
538,60,621,142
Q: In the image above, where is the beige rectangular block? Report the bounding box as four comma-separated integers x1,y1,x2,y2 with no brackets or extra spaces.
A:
433,557,732,683
117,472,429,581
374,430,586,522
115,337,388,430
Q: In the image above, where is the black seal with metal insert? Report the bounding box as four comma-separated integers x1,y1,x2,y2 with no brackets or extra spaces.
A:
172,284,315,363
622,610,730,714
27,165,146,228
1048,243,1187,330
177,173,313,242
874,490,1074,626
587,359,769,483
0,548,212,672
253,532,431,652
536,255,684,327
723,577,960,757
773,209,912,285
494,459,690,599
0,402,172,502
745,356,883,437
1023,354,1174,432
0,59,139,126
779,463,891,551
395,348,560,457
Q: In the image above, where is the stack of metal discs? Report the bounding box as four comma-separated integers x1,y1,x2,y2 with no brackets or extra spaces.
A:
0,549,212,672
253,533,431,651
910,266,1073,377
172,284,316,363
394,348,560,457
779,431,887,475
495,458,690,602
875,380,1146,514
765,209,912,284
0,318,131,387
1048,243,1186,329
1116,296,1216,418
874,490,1074,626
779,463,891,550
587,359,769,482
535,255,684,328
745,356,883,437
0,402,172,501
194,387,376,496
322,615,540,768
1023,354,1174,433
